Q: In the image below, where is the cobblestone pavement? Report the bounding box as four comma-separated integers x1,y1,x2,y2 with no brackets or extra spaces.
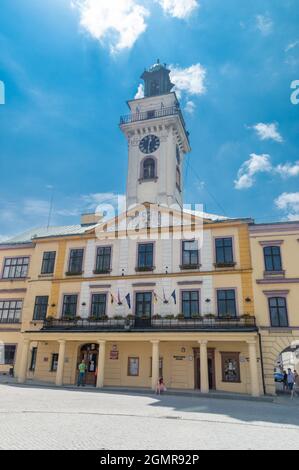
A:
0,383,299,450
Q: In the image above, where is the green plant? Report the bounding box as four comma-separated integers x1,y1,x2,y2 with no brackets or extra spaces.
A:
204,314,215,319
126,314,135,320
191,313,203,320
113,315,124,320
176,314,185,320
88,315,97,322
152,314,162,320
165,314,175,320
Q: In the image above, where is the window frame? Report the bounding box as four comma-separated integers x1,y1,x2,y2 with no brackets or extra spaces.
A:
216,289,237,318
61,294,78,319
0,299,23,323
66,248,84,275
181,290,200,319
214,237,235,266
127,357,140,376
268,296,289,328
50,353,59,372
136,242,154,271
263,246,283,273
33,296,49,321
94,246,112,274
90,293,107,319
181,240,200,268
4,344,17,365
41,251,56,275
2,256,30,279
135,292,153,318
29,347,38,372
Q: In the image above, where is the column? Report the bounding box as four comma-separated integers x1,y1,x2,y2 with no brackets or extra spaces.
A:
55,340,66,386
199,340,209,393
151,340,160,390
247,340,260,397
96,340,106,388
18,339,30,383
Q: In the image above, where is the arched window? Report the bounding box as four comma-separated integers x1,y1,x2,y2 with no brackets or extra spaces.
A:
143,157,156,180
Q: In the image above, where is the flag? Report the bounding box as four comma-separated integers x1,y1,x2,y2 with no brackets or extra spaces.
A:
163,288,168,304
171,290,176,304
125,293,131,309
117,289,122,305
110,293,114,304
153,292,158,304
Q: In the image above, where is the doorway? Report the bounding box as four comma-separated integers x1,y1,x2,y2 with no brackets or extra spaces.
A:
77,343,99,386
194,348,216,390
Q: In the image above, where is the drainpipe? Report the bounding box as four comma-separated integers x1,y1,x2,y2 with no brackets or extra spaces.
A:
258,332,266,395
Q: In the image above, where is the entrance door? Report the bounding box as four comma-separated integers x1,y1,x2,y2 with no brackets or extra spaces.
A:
134,292,152,328
194,349,216,390
77,344,99,386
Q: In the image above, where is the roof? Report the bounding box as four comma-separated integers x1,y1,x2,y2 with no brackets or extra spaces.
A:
1,224,97,245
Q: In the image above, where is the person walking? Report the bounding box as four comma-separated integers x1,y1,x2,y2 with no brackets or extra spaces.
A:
287,368,295,397
283,370,288,392
77,360,86,387
291,370,299,399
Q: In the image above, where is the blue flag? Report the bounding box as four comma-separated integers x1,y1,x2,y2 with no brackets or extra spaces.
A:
125,293,131,309
171,290,176,304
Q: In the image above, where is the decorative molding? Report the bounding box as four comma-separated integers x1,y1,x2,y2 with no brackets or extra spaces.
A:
89,284,112,289
263,290,290,297
257,278,299,284
249,222,299,234
0,288,27,294
0,243,35,250
259,240,284,246
177,280,203,286
132,282,156,287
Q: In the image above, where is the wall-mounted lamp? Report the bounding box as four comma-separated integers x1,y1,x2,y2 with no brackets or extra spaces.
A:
205,298,211,303
245,297,251,303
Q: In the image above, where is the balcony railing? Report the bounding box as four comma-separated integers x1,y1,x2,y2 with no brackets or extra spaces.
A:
42,316,257,332
120,106,187,130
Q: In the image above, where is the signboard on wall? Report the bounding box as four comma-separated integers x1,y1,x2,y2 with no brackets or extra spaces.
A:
110,345,119,360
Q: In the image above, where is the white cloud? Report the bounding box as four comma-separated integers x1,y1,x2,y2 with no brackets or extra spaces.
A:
184,100,196,114
157,0,199,19
275,161,299,178
256,14,273,36
234,153,272,189
72,0,149,53
170,64,206,98
285,40,299,53
251,122,283,143
275,192,299,221
135,83,144,99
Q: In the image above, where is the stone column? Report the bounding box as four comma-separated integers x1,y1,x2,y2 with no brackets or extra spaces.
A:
151,340,160,390
199,340,209,393
55,340,66,386
96,340,106,388
247,340,260,397
18,339,30,384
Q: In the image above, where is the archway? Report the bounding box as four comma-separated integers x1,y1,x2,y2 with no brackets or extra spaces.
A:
77,343,99,386
274,341,299,394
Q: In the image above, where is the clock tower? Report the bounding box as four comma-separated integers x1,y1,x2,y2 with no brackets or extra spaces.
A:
120,61,191,210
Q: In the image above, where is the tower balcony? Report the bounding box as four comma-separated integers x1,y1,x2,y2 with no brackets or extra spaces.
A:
120,105,188,136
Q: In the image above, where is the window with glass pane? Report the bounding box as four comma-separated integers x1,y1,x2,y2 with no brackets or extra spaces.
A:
215,238,234,265
182,240,199,267
62,294,78,318
221,353,240,382
217,290,237,317
33,296,48,320
51,353,59,372
29,347,37,371
143,158,156,179
41,251,56,274
0,300,22,323
4,345,16,365
182,291,200,318
2,257,29,279
91,293,107,318
269,297,288,327
137,243,154,269
135,292,152,318
128,357,139,376
95,247,111,273
263,246,282,272
68,249,84,274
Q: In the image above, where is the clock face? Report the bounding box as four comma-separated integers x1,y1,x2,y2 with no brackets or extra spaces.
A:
139,135,160,154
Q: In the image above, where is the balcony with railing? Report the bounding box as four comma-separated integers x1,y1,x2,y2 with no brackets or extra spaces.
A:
120,105,187,131
41,315,257,333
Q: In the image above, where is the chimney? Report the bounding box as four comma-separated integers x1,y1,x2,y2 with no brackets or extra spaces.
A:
80,212,103,226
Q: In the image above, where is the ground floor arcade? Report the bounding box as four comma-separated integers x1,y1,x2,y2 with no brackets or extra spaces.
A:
16,332,263,397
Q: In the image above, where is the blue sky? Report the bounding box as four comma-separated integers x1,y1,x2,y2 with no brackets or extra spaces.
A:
0,0,298,240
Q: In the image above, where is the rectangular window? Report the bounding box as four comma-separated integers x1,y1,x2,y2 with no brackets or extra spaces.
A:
95,247,111,273
67,249,84,275
215,238,234,266
90,293,107,318
4,345,16,365
128,357,139,376
182,291,200,318
269,297,288,327
41,251,56,274
182,240,199,267
0,300,22,323
135,292,152,318
221,352,240,383
33,296,49,321
217,290,237,317
62,294,78,319
2,257,29,279
29,347,37,371
50,353,59,372
137,243,154,270
264,246,282,272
